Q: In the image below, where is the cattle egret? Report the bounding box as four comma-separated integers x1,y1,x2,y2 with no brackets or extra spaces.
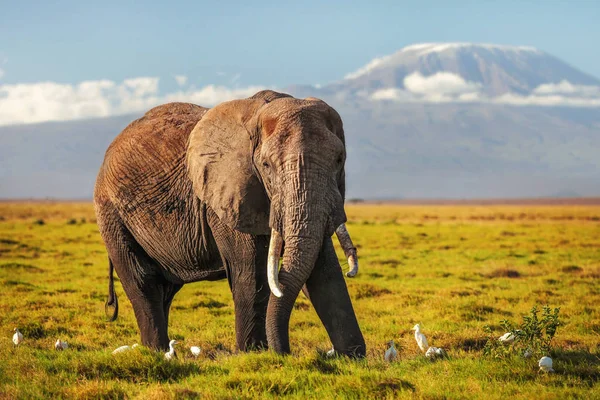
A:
12,328,23,346
384,340,398,362
498,332,516,344
326,347,336,358
54,339,68,350
164,339,178,360
411,324,428,352
425,346,436,358
538,356,554,372
425,346,447,359
435,347,447,358
112,343,139,354
190,346,201,358
112,345,131,354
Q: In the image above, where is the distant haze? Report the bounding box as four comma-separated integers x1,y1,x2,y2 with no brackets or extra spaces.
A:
1,43,599,200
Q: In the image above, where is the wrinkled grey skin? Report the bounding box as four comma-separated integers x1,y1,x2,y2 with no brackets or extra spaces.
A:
94,90,366,356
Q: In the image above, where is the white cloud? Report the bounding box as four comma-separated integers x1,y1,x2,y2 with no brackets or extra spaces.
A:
493,93,600,107
533,80,600,97
370,88,411,101
174,75,188,86
122,77,159,97
403,71,482,95
369,76,600,108
0,77,267,126
163,85,266,106
369,72,482,103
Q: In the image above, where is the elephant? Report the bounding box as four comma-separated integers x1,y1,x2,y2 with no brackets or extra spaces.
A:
93,90,366,356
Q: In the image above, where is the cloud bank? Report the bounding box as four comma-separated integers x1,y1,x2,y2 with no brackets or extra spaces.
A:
0,77,265,126
403,72,481,95
369,72,600,107
2,71,600,127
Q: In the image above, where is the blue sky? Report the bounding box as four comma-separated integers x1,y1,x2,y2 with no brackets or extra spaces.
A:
1,0,599,86
1,1,599,126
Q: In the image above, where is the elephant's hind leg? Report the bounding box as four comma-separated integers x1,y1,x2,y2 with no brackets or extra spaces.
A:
109,238,178,350
97,203,179,351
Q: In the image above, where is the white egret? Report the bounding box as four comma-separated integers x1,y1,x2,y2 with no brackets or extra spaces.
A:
384,340,398,362
12,328,23,346
112,344,136,354
425,346,437,359
411,324,428,352
498,329,521,344
498,332,516,344
190,346,201,358
538,356,554,372
326,347,336,358
54,339,68,350
425,346,447,359
164,339,178,360
112,345,131,354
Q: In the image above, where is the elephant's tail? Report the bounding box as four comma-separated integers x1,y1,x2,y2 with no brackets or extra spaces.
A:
105,258,119,322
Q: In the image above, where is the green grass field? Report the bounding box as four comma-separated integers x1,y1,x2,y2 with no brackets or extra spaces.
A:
1,202,599,399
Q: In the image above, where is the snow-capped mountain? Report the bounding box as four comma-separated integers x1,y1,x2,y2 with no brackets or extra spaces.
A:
287,43,600,198
335,42,600,96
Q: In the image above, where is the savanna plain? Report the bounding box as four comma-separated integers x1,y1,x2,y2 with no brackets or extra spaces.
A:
0,202,599,399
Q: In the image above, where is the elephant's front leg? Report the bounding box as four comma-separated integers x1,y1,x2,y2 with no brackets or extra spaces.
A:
210,216,270,350
303,236,366,357
229,235,270,351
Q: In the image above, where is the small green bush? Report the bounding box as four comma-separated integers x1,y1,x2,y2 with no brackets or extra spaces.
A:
484,305,561,359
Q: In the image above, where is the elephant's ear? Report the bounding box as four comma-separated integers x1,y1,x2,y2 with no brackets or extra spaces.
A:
186,98,270,235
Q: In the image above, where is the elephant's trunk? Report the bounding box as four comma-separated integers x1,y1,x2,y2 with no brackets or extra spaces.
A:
265,163,334,353
266,231,325,353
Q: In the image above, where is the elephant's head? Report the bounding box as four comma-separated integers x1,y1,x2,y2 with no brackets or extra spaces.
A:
186,90,360,353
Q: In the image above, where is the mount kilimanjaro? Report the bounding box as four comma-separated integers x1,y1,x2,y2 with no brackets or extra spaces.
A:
1,43,599,199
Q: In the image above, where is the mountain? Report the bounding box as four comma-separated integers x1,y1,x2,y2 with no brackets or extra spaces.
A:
331,43,600,96
0,115,135,199
1,43,600,199
286,43,600,198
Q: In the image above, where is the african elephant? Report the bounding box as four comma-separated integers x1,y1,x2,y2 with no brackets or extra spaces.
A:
94,90,366,356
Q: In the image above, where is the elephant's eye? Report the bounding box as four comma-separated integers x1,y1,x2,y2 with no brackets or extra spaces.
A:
262,161,270,169
336,155,344,165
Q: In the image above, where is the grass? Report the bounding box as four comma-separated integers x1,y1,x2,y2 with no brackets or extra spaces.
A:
0,202,599,399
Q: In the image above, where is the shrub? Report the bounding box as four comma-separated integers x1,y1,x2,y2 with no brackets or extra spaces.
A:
483,305,561,359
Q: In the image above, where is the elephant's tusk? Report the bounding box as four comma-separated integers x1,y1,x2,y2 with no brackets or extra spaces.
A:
267,229,284,297
335,223,359,277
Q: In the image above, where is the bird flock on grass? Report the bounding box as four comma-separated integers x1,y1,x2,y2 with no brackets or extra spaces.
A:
10,327,202,360
377,324,449,363
8,326,554,371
